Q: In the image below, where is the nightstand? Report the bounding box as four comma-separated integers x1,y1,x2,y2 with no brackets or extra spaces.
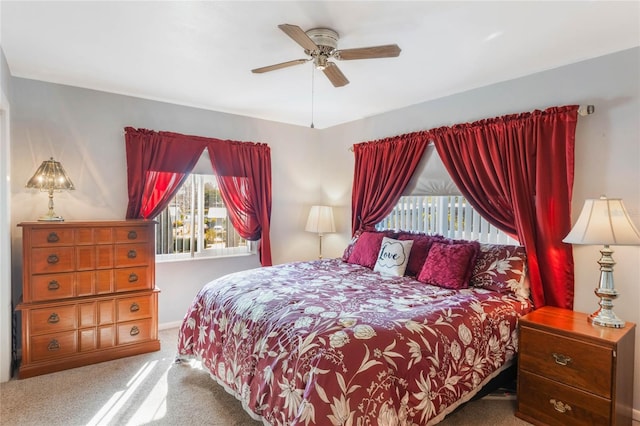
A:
515,306,635,426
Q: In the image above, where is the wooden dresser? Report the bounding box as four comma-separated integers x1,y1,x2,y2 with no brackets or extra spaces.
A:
515,306,635,426
16,220,160,378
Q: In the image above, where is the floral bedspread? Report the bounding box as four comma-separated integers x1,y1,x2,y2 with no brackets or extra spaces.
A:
177,259,532,425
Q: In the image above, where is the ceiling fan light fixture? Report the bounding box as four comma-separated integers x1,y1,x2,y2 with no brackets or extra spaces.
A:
314,54,328,70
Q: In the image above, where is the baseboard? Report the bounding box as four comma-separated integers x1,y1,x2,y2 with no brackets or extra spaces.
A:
159,320,182,330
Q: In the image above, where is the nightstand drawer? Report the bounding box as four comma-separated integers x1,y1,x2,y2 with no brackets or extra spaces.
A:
518,371,611,426
519,326,612,398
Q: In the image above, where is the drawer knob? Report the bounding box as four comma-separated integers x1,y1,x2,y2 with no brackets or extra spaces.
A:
128,273,139,283
130,326,140,336
47,313,60,324
47,254,59,264
47,339,60,351
549,399,572,414
127,250,137,259
552,352,572,366
47,232,60,243
47,280,60,290
128,230,138,240
130,303,140,312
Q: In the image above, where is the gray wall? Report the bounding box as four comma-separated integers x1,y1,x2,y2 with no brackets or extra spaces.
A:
6,46,639,413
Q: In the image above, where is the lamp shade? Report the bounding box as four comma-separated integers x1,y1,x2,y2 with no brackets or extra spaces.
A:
305,205,335,234
26,158,75,191
563,196,640,246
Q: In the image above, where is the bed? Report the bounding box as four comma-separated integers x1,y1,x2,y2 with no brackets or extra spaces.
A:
177,231,532,425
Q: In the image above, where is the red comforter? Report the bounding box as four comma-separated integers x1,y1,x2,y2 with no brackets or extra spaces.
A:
177,258,532,425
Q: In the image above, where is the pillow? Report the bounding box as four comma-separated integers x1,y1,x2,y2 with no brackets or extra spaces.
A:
470,243,529,298
373,237,414,276
341,229,363,261
397,232,444,276
417,241,479,289
347,231,397,269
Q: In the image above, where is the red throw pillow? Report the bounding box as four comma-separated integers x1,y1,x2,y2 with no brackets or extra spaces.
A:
347,231,393,269
397,232,443,276
417,241,479,289
470,243,529,298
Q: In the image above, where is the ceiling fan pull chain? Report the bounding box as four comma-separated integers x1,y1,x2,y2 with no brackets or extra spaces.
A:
310,65,315,129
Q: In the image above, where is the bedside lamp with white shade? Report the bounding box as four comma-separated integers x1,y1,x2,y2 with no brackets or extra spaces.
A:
305,205,335,259
563,196,640,328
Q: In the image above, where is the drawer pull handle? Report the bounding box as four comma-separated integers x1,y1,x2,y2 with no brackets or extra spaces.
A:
550,399,572,413
130,303,140,312
47,232,60,243
48,280,60,290
47,339,60,351
128,273,138,283
128,230,138,240
130,326,140,336
127,250,137,259
48,313,60,324
552,352,572,366
47,254,59,264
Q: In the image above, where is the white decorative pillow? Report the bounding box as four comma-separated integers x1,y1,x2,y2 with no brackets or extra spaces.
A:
373,237,414,276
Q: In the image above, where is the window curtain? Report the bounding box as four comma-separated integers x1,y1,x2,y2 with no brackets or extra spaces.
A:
125,127,205,219
124,127,273,266
430,105,578,309
206,140,273,266
351,132,430,233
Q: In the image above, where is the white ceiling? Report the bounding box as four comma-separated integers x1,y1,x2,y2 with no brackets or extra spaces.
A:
1,1,639,129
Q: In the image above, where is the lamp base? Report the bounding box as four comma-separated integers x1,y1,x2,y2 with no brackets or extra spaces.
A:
38,213,64,222
589,311,625,328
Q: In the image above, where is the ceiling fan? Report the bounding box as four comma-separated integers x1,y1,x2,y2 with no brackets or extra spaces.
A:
251,24,401,87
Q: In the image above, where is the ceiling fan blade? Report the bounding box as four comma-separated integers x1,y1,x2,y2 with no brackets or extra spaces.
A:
278,24,318,51
251,59,309,74
323,62,349,87
335,44,401,60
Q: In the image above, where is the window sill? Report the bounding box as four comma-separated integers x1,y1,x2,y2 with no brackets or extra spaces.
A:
155,251,256,264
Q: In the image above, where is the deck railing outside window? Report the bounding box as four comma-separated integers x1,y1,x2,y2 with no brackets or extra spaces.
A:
155,174,251,260
377,195,519,245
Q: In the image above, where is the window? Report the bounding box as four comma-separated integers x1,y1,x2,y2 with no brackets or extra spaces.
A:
378,195,519,245
155,174,252,260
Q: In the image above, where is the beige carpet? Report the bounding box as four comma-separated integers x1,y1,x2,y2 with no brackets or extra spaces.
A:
1,328,532,425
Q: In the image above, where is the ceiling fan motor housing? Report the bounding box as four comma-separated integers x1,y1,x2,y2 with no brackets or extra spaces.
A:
305,28,339,51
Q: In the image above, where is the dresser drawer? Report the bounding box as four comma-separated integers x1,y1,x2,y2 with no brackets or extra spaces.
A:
31,247,75,274
30,228,74,247
115,226,151,244
30,305,76,335
117,319,152,345
115,244,150,268
117,294,153,322
31,331,77,362
114,267,151,292
30,273,75,302
519,326,613,398
518,370,611,426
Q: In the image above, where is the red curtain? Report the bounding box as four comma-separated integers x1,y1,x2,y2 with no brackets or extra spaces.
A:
124,127,273,266
351,132,430,233
125,128,204,219
207,139,273,266
430,105,578,309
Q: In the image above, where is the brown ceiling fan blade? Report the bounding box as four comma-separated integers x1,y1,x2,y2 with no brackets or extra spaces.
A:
323,62,349,87
335,44,401,60
278,24,318,51
251,59,309,74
